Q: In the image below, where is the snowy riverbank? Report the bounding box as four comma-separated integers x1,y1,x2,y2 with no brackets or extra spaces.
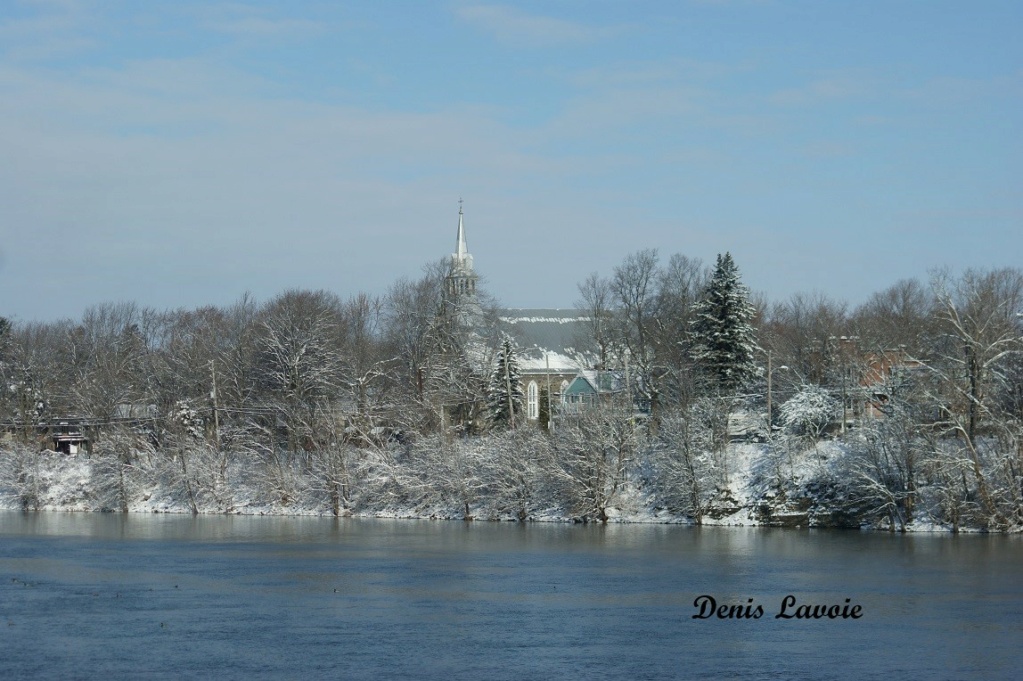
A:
0,437,998,533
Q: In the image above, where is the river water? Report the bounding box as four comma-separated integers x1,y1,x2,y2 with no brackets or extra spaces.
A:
1,513,1020,680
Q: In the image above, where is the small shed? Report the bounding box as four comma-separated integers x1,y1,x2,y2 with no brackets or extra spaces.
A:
51,421,88,455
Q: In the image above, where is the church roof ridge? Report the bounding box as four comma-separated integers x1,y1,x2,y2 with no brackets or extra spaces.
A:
499,307,587,318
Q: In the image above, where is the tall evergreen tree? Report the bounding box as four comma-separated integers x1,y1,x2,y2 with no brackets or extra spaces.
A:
487,339,524,428
690,252,759,391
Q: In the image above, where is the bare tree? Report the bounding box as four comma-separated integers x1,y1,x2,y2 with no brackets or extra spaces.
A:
652,254,707,409
652,404,718,522
548,403,639,523
4,321,74,442
91,427,150,512
307,406,389,516
911,268,1023,528
383,261,498,436
340,293,392,418
851,277,934,356
0,441,44,510
395,433,486,519
482,427,554,520
764,292,849,388
255,289,346,459
610,249,662,421
843,404,921,531
930,267,1023,440
384,266,447,398
576,272,617,369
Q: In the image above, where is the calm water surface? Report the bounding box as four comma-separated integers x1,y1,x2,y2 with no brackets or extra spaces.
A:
1,513,1020,680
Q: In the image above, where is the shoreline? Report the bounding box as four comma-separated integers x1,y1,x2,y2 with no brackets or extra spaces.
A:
0,503,995,534
4,442,1019,535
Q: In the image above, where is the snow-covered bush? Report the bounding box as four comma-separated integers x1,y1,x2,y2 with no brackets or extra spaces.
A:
651,406,718,521
779,385,837,440
91,429,152,512
480,428,555,520
0,441,43,510
548,406,639,522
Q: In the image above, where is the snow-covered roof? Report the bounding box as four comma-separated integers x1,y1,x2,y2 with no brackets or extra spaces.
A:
499,308,591,325
567,370,624,394
498,308,595,372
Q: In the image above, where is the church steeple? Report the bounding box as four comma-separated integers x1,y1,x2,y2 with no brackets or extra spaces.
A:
452,199,473,274
446,199,478,301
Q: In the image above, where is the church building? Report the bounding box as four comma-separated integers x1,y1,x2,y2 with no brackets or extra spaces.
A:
441,203,596,422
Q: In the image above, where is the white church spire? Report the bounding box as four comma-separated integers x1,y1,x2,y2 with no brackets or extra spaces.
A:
445,198,478,307
451,198,473,273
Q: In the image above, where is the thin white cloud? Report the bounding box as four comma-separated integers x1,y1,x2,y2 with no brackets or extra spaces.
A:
2,35,94,62
0,1,93,61
455,4,619,47
0,55,540,262
799,140,855,159
770,73,879,107
561,57,751,89
15,0,84,11
540,84,709,140
204,15,325,38
0,2,1018,322
901,71,1023,106
192,2,329,40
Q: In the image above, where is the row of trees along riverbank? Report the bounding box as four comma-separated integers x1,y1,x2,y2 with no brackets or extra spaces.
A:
1,253,1021,530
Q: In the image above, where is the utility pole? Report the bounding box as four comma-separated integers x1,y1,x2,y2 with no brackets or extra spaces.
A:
623,349,631,413
209,360,221,452
545,352,553,432
504,344,516,429
838,336,856,435
842,368,847,435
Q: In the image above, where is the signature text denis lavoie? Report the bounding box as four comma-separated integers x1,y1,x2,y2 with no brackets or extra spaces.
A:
692,595,863,620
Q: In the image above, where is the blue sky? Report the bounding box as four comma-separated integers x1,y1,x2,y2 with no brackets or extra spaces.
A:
1,1,1020,322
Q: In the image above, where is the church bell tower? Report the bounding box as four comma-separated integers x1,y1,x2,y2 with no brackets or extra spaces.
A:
446,200,478,301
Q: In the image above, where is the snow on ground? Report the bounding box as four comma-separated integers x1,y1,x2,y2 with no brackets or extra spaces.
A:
0,440,967,532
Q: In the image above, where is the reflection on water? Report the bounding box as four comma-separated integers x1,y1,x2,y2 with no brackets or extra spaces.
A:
1,513,1021,680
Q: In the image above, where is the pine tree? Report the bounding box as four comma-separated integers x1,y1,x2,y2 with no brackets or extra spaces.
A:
690,252,759,391
538,386,551,431
487,339,524,428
